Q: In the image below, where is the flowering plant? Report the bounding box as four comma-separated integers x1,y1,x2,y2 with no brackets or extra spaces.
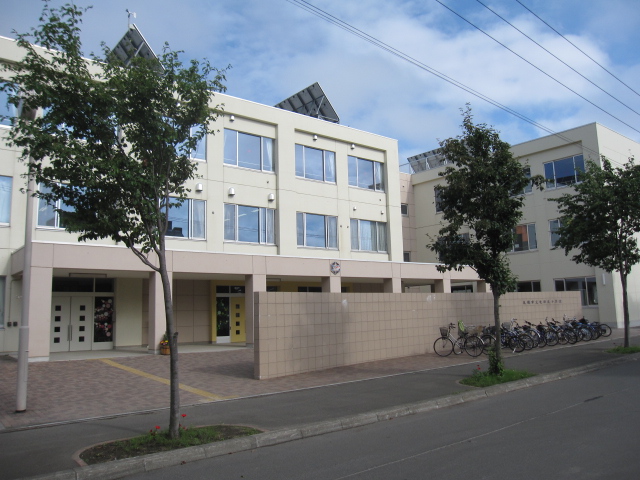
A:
160,333,169,347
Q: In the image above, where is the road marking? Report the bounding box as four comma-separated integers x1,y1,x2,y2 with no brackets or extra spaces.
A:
99,358,235,401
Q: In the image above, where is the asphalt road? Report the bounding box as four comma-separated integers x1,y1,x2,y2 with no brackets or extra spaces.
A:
123,358,640,480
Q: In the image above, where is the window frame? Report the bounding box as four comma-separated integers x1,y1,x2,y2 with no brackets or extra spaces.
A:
348,156,384,192
549,219,562,248
224,128,274,172
516,280,541,292
187,125,206,161
0,176,12,224
350,218,388,253
554,276,598,306
295,144,336,183
166,197,206,240
36,183,73,229
544,155,585,189
296,212,338,249
511,223,537,252
224,203,276,245
400,203,409,216
0,89,15,127
434,186,443,213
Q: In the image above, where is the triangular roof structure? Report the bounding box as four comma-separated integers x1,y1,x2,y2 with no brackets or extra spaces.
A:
110,24,158,66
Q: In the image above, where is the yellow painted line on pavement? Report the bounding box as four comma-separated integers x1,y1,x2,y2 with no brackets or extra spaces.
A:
99,358,236,401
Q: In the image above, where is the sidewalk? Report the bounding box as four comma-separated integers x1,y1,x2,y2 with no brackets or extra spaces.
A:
0,329,637,480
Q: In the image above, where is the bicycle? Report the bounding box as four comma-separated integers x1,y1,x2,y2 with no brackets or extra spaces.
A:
434,323,484,357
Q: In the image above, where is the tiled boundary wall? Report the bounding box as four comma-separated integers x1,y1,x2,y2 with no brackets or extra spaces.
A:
253,291,582,379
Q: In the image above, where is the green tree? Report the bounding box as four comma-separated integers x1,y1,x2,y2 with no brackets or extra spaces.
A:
430,107,543,374
0,4,227,438
552,156,640,348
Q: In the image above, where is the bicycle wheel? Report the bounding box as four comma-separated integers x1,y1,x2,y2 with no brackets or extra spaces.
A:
464,335,484,357
481,334,496,355
545,330,559,346
452,338,464,355
557,330,569,345
600,324,612,337
433,337,454,357
508,336,525,353
565,330,578,344
579,327,592,341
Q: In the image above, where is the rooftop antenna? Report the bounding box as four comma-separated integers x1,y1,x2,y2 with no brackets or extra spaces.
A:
126,9,137,28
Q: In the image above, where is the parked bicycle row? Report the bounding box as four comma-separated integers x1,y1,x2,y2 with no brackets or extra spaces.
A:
434,316,612,358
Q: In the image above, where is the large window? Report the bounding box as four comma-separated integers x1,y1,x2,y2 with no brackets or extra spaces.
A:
511,223,537,252
297,213,337,249
348,156,384,192
295,145,335,182
517,281,541,292
549,219,562,247
37,184,73,229
522,166,533,194
224,204,275,244
0,89,15,127
350,219,387,252
187,125,206,161
0,176,12,224
544,155,585,189
224,129,274,172
434,186,443,213
167,198,206,239
555,277,598,306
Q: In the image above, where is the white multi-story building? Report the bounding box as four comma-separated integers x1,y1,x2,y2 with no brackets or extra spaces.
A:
0,34,482,362
408,122,640,328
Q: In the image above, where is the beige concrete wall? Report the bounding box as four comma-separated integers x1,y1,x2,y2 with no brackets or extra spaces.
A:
254,291,582,379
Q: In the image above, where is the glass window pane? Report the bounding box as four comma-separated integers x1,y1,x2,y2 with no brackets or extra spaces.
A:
0,276,5,327
0,90,15,126
528,224,537,250
554,157,576,187
325,151,336,183
304,147,324,181
238,132,261,170
374,162,384,191
265,208,275,244
0,176,12,223
574,155,585,180
296,212,304,246
224,204,236,241
237,205,259,242
37,185,56,227
554,279,565,292
223,129,237,165
523,167,532,194
192,200,206,239
295,144,304,177
544,162,555,188
359,220,375,251
327,216,337,248
305,213,326,248
513,225,527,251
586,277,598,305
358,158,374,190
550,220,560,247
167,199,189,237
191,134,206,161
377,222,387,252
350,218,358,250
348,156,358,186
262,137,274,172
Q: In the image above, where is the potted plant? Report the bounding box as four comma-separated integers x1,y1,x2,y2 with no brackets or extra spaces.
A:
159,333,170,355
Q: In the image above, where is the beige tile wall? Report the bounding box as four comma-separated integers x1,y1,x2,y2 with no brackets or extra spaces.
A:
254,291,582,379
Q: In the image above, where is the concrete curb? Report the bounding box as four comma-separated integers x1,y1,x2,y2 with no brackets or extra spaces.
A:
21,354,638,480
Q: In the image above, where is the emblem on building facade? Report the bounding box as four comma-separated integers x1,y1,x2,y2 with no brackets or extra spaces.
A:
330,261,341,275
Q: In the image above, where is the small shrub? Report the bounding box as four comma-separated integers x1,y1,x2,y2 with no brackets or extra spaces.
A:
607,346,640,354
461,369,535,388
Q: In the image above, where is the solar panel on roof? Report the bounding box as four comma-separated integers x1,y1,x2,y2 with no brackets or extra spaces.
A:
110,24,158,66
275,82,339,123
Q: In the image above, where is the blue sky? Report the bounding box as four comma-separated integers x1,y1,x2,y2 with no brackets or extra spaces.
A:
2,0,639,168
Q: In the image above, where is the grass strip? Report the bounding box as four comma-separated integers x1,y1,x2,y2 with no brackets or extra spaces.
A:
80,425,262,465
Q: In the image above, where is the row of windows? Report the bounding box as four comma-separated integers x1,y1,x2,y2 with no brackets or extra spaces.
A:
36,195,387,252
517,276,597,306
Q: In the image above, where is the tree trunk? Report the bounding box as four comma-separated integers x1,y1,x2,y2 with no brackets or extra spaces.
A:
157,250,180,439
620,271,630,348
490,289,503,374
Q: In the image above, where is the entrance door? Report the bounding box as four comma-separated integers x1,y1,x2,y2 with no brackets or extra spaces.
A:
215,297,230,343
50,296,114,352
50,296,93,352
230,297,246,343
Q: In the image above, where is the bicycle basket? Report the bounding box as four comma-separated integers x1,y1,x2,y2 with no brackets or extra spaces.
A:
439,327,448,337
